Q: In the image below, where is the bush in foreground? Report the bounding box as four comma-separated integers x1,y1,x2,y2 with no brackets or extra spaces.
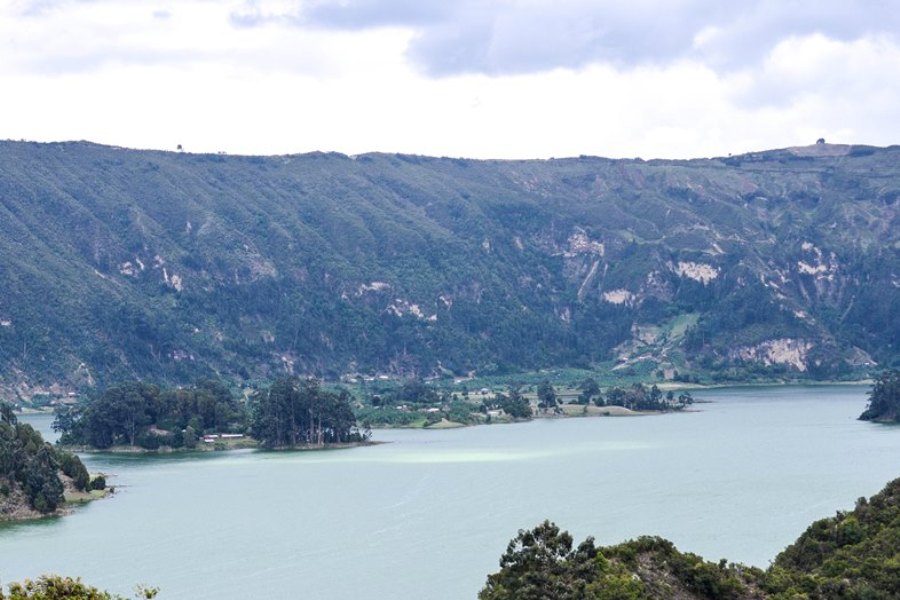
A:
481,476,900,600
0,576,157,600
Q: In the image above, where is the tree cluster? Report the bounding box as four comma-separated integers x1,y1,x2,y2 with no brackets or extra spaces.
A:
1,405,91,515
481,385,533,419
604,384,692,411
56,380,246,450
479,521,754,600
250,378,363,448
368,379,453,408
858,369,900,423
574,378,602,405
536,381,560,413
55,378,370,451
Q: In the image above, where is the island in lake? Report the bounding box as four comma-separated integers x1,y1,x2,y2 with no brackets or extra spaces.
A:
53,378,369,452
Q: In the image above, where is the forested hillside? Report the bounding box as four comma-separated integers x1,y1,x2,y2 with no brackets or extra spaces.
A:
0,405,98,520
0,141,897,396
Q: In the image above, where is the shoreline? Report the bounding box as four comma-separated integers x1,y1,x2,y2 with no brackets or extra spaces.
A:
665,379,874,391
17,379,873,442
364,379,875,430
58,438,383,455
10,378,873,417
0,486,113,526
370,403,669,430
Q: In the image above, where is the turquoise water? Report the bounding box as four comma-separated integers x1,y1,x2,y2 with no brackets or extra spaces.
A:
3,385,899,599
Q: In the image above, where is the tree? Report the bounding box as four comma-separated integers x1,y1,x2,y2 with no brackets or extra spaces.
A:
23,446,65,513
250,378,361,448
577,378,601,405
183,425,198,449
537,380,558,413
63,382,160,449
480,521,598,600
648,385,662,408
194,378,244,432
605,387,627,408
501,385,532,419
395,379,440,404
481,522,760,600
677,391,694,408
628,383,647,410
859,369,900,423
57,452,90,491
1,403,16,426
1,418,80,514
55,380,246,450
52,406,75,434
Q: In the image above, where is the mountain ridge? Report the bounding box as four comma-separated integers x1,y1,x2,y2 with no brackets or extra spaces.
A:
0,140,897,399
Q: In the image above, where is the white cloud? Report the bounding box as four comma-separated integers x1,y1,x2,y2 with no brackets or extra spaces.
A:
252,0,900,76
757,33,900,101
0,1,898,158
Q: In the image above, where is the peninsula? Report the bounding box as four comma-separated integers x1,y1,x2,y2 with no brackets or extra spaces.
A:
53,378,369,452
0,405,107,523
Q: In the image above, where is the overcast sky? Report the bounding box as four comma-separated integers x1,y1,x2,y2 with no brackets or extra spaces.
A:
2,0,899,159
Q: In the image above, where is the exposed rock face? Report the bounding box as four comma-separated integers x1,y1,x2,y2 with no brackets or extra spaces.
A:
733,339,814,371
0,485,42,522
672,261,719,284
602,289,635,305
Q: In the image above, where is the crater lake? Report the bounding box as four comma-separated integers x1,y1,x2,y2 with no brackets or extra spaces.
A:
3,385,899,599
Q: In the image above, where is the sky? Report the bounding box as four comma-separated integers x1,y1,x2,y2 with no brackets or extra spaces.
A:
2,0,899,159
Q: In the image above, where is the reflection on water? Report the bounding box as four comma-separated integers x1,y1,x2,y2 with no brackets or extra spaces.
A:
8,385,898,600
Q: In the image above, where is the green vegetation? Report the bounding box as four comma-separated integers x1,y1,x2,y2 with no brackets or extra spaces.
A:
0,404,94,519
249,377,364,448
0,576,157,600
480,521,761,600
536,380,559,413
480,476,900,600
1,141,897,401
54,375,689,445
54,378,365,451
603,383,693,411
575,377,602,405
858,369,900,423
354,379,690,427
369,379,446,407
482,385,533,420
766,478,900,598
56,380,246,450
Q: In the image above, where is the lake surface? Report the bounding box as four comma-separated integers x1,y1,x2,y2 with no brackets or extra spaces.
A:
3,385,899,599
